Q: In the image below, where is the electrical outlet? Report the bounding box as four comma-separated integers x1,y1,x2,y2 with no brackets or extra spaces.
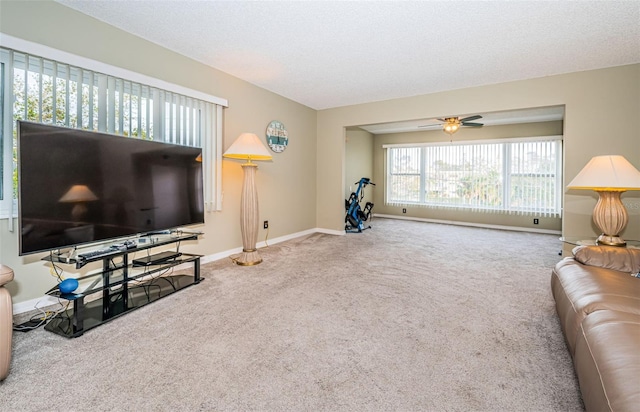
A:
263,220,269,229
623,200,640,210
533,218,539,225
402,208,407,214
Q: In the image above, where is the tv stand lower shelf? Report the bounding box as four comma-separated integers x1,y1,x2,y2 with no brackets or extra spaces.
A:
43,235,202,338
45,269,200,338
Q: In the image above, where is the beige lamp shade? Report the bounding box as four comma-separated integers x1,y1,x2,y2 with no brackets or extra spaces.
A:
567,155,640,191
223,133,272,162
59,185,98,203
59,185,98,221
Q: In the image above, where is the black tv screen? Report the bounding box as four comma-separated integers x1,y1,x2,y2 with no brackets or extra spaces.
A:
17,121,204,255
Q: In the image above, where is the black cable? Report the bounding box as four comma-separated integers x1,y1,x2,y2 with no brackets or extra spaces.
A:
130,282,161,301
13,298,69,332
49,251,64,281
159,275,177,292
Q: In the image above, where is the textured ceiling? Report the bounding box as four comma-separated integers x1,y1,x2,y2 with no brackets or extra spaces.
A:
55,1,640,110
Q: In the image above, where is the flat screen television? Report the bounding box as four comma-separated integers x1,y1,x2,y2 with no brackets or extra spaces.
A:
17,121,204,255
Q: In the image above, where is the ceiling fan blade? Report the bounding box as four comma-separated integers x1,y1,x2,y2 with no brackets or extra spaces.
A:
461,122,484,127
459,115,482,122
417,124,442,129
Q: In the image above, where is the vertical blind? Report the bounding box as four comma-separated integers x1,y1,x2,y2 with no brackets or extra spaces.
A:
385,138,562,217
387,146,421,203
507,140,561,215
424,142,504,210
1,47,225,220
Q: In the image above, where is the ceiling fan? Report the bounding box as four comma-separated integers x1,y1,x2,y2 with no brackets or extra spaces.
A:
419,115,484,135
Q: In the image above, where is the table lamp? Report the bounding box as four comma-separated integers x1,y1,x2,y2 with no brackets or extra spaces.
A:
223,133,272,265
59,184,98,221
567,155,640,246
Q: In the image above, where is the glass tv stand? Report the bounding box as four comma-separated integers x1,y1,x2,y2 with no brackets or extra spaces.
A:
43,233,202,338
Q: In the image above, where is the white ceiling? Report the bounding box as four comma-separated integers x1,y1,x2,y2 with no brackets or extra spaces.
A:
56,1,639,111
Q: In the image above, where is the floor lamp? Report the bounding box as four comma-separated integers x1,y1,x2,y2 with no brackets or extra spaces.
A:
223,133,272,265
568,155,640,247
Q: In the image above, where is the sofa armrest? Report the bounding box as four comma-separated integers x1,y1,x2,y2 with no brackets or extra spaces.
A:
573,246,640,274
0,265,14,287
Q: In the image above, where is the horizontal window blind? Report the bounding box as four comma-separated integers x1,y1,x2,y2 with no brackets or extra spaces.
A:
1,46,225,221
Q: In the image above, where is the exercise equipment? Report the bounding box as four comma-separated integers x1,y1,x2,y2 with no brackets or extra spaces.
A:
345,177,375,233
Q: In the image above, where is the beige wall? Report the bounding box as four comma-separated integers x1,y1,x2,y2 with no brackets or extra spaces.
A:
318,65,640,240
344,128,374,205
368,121,563,232
0,1,317,305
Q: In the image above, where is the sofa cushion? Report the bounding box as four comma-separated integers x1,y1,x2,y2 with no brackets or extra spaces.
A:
574,310,640,412
551,258,640,355
573,245,640,274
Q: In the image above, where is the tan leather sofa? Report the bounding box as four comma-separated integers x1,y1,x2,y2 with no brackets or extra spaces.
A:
0,264,14,381
551,246,640,412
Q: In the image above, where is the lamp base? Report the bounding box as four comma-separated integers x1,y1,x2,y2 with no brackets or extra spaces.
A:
596,234,626,247
592,190,628,248
232,249,263,266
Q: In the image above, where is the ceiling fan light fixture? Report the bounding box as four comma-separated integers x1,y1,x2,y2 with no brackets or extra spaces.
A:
443,118,460,135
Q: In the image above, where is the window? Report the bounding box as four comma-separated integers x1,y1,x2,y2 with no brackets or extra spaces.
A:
385,137,562,217
0,38,227,220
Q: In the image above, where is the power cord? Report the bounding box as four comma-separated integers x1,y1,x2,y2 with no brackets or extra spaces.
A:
264,225,270,248
49,251,65,281
129,265,175,301
13,293,70,332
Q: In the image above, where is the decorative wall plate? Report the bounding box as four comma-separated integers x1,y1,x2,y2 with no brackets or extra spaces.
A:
266,120,288,153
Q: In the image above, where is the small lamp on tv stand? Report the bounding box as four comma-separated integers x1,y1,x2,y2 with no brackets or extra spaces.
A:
223,133,272,265
567,155,640,247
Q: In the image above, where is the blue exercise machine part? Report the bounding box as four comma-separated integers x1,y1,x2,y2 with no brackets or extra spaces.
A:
345,177,375,233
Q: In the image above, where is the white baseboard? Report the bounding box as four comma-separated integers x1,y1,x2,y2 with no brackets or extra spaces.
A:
373,214,562,235
12,295,61,316
199,227,339,265
13,227,343,315
313,228,345,236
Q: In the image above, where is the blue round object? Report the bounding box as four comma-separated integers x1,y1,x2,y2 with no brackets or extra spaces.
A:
59,278,79,294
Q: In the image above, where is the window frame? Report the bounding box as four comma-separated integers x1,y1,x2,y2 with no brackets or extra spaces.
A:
0,57,17,219
0,34,227,220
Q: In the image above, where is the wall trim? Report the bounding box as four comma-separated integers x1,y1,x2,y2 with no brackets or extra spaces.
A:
373,214,562,235
314,228,346,236
12,295,62,316
13,227,343,315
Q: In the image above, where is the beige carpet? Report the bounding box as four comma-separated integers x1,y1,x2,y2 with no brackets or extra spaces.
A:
1,218,582,411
